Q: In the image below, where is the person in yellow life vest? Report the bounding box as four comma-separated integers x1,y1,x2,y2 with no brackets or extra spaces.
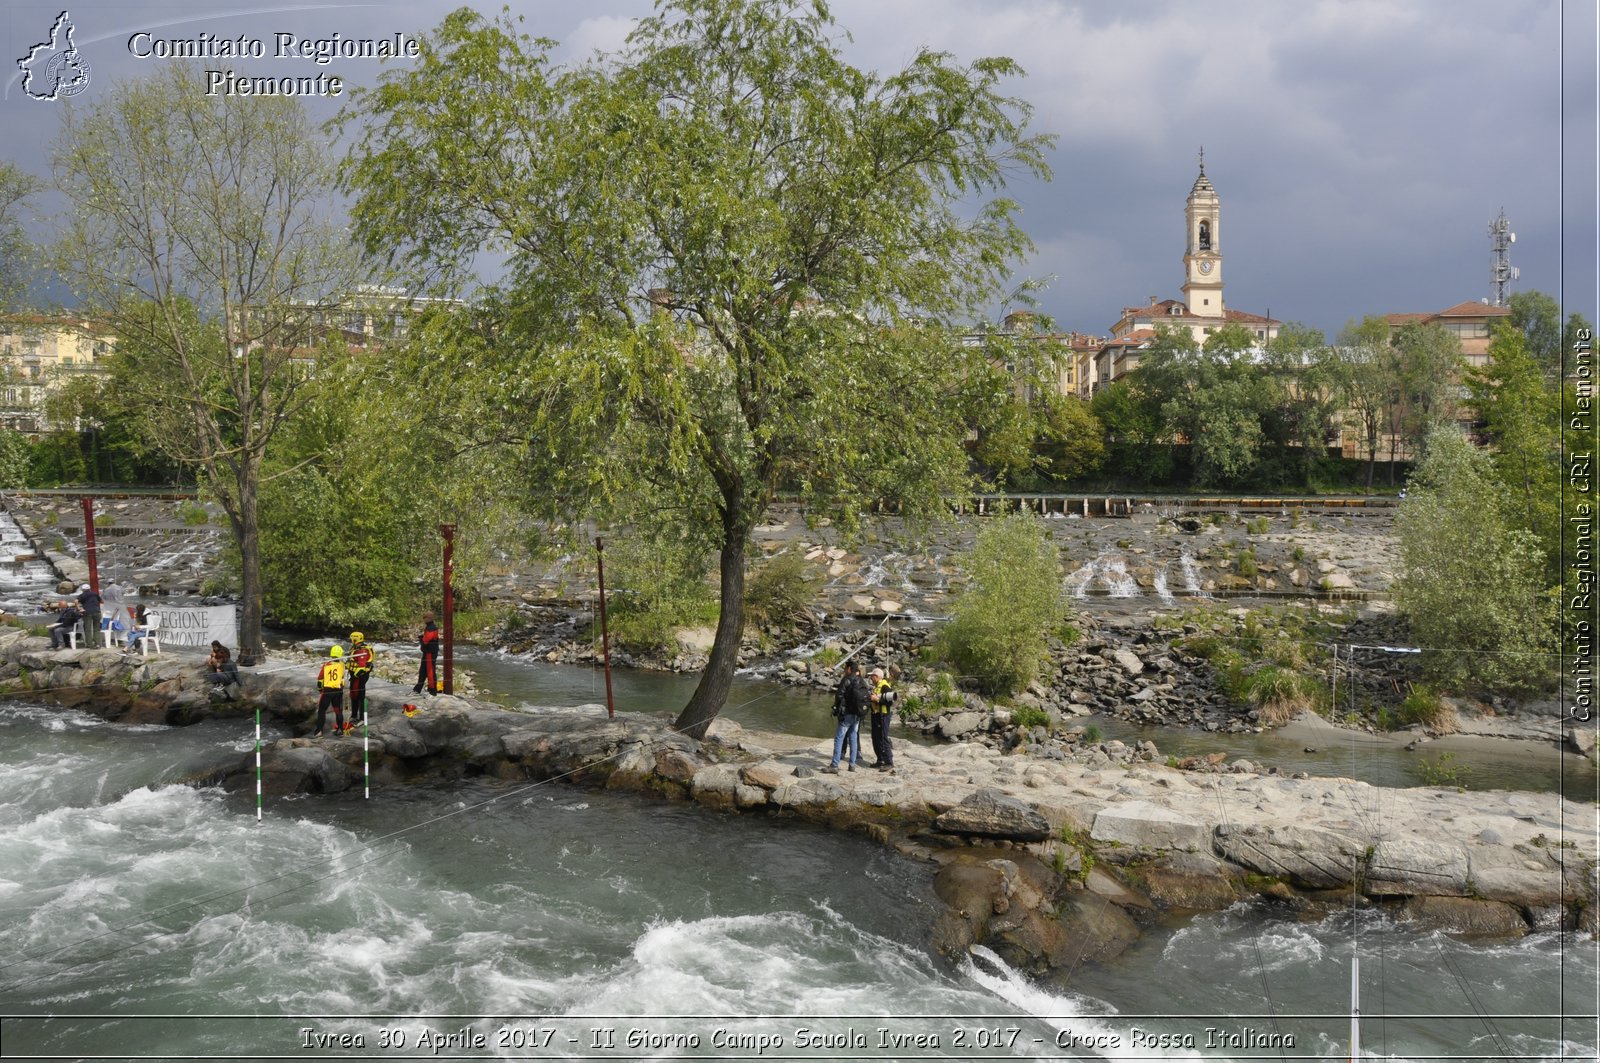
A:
347,631,375,730
314,645,345,737
867,665,897,774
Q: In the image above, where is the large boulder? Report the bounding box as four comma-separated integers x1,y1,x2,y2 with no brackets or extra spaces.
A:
256,743,352,795
933,788,1051,842
937,712,984,739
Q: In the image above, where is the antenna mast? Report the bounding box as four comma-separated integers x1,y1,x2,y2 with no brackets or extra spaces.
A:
1488,208,1519,306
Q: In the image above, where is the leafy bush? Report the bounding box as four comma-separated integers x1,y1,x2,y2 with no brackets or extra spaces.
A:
744,551,820,630
1236,549,1258,577
935,513,1064,696
1394,427,1554,694
178,503,209,526
925,671,964,709
606,531,719,655
1011,705,1050,729
1245,516,1271,535
1420,751,1470,789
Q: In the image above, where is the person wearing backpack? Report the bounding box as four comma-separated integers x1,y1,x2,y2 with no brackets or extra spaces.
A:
313,645,346,737
822,660,870,773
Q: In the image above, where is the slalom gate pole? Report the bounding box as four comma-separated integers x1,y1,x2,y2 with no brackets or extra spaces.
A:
363,718,369,799
595,537,615,719
255,707,262,823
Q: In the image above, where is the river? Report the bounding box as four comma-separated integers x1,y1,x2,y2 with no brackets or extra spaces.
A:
0,652,1595,1061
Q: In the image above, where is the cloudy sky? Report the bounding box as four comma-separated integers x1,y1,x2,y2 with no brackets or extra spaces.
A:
2,0,1595,339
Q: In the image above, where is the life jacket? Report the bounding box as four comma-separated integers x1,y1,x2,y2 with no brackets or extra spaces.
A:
350,645,373,675
420,624,439,655
319,661,345,689
871,678,895,713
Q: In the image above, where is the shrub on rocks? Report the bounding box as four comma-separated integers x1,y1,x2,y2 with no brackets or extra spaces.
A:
935,513,1065,696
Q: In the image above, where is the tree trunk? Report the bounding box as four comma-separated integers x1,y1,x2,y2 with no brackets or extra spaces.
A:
235,466,266,665
674,532,746,741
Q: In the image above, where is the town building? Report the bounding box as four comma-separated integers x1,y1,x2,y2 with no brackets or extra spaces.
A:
1089,157,1281,393
1384,300,1511,369
0,314,115,434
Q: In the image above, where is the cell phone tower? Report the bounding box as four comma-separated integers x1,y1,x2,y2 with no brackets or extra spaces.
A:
1488,208,1519,306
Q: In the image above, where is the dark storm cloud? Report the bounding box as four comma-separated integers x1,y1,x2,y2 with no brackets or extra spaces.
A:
3,0,1594,335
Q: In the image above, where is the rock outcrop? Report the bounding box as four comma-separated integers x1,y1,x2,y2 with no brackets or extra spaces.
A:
5,631,1596,978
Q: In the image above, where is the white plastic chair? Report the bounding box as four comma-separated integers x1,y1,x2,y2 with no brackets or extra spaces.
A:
64,620,85,649
136,613,162,657
101,618,116,648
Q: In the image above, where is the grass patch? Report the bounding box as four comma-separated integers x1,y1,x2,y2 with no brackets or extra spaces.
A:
1244,665,1326,726
1244,516,1271,535
810,644,842,670
1399,685,1459,734
178,503,210,526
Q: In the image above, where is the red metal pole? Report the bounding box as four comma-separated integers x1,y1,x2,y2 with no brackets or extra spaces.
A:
594,536,615,719
439,523,455,696
80,496,99,593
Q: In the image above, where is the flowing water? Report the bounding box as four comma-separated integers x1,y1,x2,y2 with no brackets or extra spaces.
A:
1,664,1595,1060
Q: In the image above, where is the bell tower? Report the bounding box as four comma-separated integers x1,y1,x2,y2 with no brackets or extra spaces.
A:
1181,148,1225,319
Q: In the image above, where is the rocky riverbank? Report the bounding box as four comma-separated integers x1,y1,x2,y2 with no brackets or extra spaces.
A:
2,628,1593,981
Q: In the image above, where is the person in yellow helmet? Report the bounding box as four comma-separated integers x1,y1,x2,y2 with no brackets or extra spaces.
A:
313,645,345,737
346,631,375,731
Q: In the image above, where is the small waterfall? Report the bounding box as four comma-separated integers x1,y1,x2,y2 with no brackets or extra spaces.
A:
1065,552,1141,599
1102,556,1137,597
1179,548,1210,598
1153,565,1174,604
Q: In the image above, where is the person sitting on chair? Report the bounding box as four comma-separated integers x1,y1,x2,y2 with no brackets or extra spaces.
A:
49,601,83,649
124,604,150,653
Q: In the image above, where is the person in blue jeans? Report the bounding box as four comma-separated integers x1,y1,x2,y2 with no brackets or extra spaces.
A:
822,660,870,773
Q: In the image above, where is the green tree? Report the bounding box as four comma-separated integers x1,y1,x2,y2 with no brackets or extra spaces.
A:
1133,323,1274,487
1089,377,1169,482
1260,323,1339,486
0,164,41,310
53,66,371,662
1332,316,1395,487
1507,290,1562,371
1035,392,1106,483
1386,320,1462,475
0,428,30,487
337,0,1052,736
1395,426,1553,693
937,511,1064,695
1467,325,1561,579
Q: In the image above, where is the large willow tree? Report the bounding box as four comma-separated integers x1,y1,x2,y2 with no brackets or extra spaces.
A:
338,0,1052,737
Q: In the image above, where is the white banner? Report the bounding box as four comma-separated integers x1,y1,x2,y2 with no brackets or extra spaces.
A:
147,605,239,649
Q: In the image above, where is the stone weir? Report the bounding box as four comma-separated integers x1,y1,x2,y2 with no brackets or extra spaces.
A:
2,628,1595,978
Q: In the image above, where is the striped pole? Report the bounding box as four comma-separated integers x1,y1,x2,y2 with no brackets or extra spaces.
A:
255,707,262,823
363,718,369,799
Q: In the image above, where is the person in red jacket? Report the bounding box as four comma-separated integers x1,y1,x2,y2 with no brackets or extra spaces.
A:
347,631,374,728
413,612,440,695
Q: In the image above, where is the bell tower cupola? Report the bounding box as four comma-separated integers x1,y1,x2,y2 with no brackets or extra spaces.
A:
1181,147,1224,319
